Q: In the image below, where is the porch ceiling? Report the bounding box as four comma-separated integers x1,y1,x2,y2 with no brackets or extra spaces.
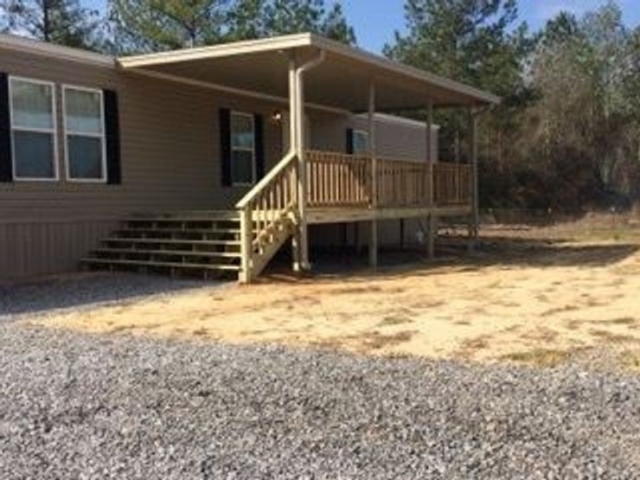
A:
118,33,500,112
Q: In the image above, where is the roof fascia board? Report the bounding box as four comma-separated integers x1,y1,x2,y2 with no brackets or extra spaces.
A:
124,66,351,116
0,33,115,68
119,33,313,68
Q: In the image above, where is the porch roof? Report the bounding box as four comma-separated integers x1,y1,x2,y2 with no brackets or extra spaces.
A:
118,33,499,113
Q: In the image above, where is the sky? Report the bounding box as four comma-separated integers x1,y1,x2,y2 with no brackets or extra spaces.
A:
87,0,640,53
344,0,640,52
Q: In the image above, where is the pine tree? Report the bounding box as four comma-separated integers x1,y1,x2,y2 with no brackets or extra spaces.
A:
108,0,229,52
1,0,101,49
227,0,355,45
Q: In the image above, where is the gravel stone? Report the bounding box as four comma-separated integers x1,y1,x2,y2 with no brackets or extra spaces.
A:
1,275,639,479
0,273,213,321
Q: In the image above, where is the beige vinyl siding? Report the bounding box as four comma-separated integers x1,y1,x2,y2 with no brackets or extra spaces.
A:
351,115,438,161
0,219,116,281
0,47,289,280
0,48,285,221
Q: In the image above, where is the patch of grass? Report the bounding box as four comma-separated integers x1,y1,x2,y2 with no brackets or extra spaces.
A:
541,305,579,317
454,320,471,326
522,327,559,342
608,317,637,326
109,325,132,334
590,329,639,344
501,349,572,368
457,336,491,358
312,330,416,353
357,331,415,350
378,316,413,327
334,286,383,295
621,351,640,371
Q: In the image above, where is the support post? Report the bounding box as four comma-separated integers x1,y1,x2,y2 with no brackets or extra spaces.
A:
368,78,378,269
428,214,437,259
295,63,310,271
288,56,303,272
292,50,325,273
469,107,480,252
239,207,253,283
426,99,436,259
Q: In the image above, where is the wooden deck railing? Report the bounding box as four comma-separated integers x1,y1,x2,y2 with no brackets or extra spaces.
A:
306,151,372,208
433,162,472,205
306,150,471,209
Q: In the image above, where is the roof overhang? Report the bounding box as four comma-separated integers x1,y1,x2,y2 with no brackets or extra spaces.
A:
118,33,500,113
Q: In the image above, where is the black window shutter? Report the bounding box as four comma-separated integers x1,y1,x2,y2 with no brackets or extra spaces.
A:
0,73,12,183
103,89,121,185
219,108,231,186
346,128,354,154
254,113,265,181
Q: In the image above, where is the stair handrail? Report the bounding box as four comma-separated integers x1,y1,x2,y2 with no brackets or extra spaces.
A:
236,151,298,210
236,151,299,283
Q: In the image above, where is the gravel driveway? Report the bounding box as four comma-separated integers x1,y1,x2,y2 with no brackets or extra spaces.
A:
1,315,640,479
0,273,211,320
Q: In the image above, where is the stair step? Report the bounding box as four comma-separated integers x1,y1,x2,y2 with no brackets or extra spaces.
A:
82,258,241,272
126,218,240,226
130,211,241,221
93,248,241,259
103,237,241,247
115,228,241,236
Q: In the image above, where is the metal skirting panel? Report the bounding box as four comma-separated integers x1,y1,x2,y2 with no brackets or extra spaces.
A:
0,219,117,283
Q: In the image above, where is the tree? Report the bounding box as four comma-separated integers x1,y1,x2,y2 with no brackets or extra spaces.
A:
384,0,533,208
1,0,101,49
518,2,639,208
110,0,355,53
228,0,355,44
108,0,229,52
226,0,268,40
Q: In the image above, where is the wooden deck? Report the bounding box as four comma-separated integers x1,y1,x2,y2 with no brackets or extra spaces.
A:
235,150,474,282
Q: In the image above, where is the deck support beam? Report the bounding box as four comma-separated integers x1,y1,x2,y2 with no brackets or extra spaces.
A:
368,78,378,269
426,99,436,259
468,107,479,252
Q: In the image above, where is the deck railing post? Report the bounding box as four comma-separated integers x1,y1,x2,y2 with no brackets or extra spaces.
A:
239,206,253,283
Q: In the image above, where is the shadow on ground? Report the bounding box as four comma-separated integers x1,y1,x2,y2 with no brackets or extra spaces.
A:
0,273,215,319
264,236,640,282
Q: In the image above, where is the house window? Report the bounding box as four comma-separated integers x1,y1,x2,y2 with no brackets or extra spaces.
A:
353,130,369,154
63,86,106,182
9,77,57,181
230,111,255,186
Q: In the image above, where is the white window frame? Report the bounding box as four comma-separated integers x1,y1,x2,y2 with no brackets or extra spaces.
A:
230,111,256,187
62,84,107,183
353,129,370,154
8,76,59,182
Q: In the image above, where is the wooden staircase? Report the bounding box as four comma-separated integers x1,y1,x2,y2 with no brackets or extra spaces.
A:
83,151,303,282
81,212,243,279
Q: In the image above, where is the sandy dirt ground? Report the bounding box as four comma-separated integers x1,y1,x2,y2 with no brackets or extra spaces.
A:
34,214,640,368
